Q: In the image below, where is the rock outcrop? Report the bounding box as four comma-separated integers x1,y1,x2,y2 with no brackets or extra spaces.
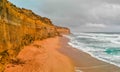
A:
0,0,70,71
56,26,70,35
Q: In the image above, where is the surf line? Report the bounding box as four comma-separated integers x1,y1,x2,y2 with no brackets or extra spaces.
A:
75,65,110,69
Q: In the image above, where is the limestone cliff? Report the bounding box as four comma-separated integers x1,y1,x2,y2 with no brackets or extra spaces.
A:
0,0,70,71
56,26,70,35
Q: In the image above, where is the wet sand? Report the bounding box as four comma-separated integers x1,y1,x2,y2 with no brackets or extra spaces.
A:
58,36,120,72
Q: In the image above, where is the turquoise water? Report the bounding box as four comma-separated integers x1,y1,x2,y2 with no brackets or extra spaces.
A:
105,48,120,55
67,32,120,67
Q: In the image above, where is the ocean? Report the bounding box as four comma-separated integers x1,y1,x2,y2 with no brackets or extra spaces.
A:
66,32,120,67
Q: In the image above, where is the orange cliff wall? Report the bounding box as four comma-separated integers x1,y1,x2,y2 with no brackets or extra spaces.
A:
0,0,70,71
56,26,71,35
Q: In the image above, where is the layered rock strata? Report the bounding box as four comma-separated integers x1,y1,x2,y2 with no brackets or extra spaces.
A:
0,0,70,71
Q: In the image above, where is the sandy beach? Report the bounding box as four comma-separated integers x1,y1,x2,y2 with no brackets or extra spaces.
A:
4,36,120,72
4,36,74,72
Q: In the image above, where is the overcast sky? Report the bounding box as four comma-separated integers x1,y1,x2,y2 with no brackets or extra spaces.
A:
8,0,120,32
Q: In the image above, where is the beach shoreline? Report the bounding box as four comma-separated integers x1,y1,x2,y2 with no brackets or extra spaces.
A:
58,36,120,72
4,36,120,72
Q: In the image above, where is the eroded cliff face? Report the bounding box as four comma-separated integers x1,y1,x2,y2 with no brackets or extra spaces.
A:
0,0,70,71
56,26,70,35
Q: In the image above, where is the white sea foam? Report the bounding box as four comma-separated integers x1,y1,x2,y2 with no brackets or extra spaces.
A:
67,33,120,67
69,41,120,67
77,33,120,46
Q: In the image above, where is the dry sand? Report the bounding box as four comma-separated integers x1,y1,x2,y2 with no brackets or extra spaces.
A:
4,36,75,72
4,36,120,72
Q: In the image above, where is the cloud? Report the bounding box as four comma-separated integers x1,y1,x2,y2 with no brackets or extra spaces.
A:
8,0,120,32
90,3,120,18
86,23,106,28
87,3,120,26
